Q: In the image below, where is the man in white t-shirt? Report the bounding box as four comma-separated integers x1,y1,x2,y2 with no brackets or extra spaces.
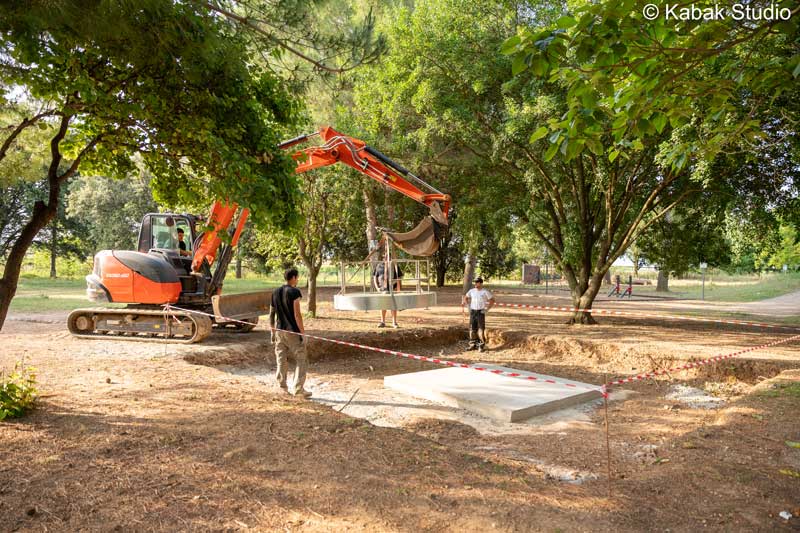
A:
462,277,495,352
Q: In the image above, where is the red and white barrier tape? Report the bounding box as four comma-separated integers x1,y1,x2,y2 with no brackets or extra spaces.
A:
163,304,602,394
494,302,800,332
604,332,800,389
164,303,798,398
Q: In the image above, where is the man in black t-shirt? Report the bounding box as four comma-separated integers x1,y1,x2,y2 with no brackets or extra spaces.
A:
269,268,311,398
176,228,190,257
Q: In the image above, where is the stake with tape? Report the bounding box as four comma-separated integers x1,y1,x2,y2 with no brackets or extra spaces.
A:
605,332,800,389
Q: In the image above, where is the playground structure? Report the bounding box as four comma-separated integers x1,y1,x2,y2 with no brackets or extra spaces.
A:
608,274,633,299
281,126,449,313
333,238,436,312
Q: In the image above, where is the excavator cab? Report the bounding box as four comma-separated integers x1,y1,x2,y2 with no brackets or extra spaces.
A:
137,214,197,254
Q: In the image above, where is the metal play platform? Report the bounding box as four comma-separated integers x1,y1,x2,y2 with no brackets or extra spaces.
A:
333,258,437,311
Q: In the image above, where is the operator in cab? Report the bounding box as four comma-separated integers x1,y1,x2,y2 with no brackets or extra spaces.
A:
176,228,191,257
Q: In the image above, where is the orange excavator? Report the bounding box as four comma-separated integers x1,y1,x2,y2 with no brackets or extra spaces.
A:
67,126,450,343
67,202,264,343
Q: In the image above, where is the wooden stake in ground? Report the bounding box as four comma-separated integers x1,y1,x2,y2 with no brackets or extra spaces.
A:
603,375,612,497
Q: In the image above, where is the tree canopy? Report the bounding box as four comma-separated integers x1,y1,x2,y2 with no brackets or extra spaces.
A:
0,0,307,328
502,0,800,169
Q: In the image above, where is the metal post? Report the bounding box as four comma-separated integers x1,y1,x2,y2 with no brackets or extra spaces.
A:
385,238,392,295
340,261,346,294
545,263,549,295
702,270,705,301
427,260,431,292
416,261,421,293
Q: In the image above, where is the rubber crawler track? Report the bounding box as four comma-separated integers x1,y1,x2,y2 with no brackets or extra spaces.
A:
67,307,213,344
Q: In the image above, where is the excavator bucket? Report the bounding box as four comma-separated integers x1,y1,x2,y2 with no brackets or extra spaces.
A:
212,290,272,321
385,216,445,257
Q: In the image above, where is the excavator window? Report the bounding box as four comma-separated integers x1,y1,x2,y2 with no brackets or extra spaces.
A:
150,215,191,252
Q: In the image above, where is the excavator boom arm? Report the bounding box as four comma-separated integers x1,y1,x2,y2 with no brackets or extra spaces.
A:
191,200,248,275
279,126,451,220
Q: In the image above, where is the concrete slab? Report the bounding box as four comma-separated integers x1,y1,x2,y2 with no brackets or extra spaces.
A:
334,291,437,311
384,364,602,422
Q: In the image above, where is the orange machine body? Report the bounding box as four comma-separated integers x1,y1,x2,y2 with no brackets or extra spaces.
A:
87,250,182,304
86,201,250,307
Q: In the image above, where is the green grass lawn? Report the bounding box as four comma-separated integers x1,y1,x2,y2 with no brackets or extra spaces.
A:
9,270,799,314
502,272,800,303
623,272,800,302
7,270,346,314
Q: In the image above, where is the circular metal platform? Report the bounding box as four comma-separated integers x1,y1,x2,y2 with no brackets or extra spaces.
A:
334,291,437,311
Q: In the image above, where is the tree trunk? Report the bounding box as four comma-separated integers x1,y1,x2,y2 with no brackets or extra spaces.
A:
656,270,669,292
433,231,450,288
50,220,58,279
436,257,447,287
363,188,378,246
0,200,58,330
462,253,477,294
306,265,319,317
0,112,73,331
0,279,13,330
632,249,640,278
385,188,394,227
567,274,603,324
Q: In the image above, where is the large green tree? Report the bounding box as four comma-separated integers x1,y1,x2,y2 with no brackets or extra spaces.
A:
0,1,303,329
499,0,800,320
503,0,799,169
351,0,529,292
636,197,731,291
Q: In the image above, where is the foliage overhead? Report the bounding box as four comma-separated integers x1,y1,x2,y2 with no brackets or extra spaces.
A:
205,0,387,76
503,0,800,169
66,172,159,253
0,0,303,229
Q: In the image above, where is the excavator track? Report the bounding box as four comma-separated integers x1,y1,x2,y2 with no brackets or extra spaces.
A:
214,317,258,333
68,307,213,344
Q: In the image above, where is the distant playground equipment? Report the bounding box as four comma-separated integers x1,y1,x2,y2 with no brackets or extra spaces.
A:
608,275,633,299
334,238,437,311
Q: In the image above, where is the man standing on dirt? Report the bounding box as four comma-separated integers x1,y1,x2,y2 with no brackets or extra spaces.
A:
374,259,403,328
269,268,312,398
462,277,495,352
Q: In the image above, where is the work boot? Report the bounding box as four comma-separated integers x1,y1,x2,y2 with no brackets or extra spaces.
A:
466,344,477,351
378,322,386,328
478,345,486,353
293,388,313,399
278,383,290,394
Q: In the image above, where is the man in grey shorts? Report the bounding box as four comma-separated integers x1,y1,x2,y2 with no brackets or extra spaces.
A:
269,267,312,398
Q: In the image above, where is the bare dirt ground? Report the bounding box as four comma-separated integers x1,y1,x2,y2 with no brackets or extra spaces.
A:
2,286,799,532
